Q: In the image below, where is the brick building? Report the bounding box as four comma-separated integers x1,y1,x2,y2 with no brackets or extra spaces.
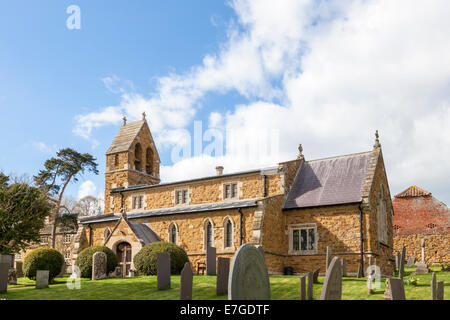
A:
73,116,395,276
393,186,450,265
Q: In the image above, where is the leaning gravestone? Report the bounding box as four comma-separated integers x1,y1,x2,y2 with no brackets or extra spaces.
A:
228,244,270,300
385,278,406,300
157,252,171,290
312,268,320,283
406,256,416,267
180,262,193,300
414,261,429,274
326,247,332,272
0,262,9,293
92,251,107,280
300,276,306,300
216,257,230,295
307,271,314,300
320,257,342,300
15,261,23,278
109,266,123,278
431,272,437,300
398,246,406,279
436,281,444,300
341,258,347,277
36,270,49,289
206,246,217,275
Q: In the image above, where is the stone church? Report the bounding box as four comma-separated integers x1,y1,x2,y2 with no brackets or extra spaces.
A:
73,116,395,277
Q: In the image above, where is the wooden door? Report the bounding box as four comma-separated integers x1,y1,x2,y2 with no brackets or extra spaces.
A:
116,242,132,276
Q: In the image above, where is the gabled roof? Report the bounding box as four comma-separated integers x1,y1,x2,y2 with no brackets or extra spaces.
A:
128,221,160,244
394,186,431,198
283,151,373,209
106,120,146,154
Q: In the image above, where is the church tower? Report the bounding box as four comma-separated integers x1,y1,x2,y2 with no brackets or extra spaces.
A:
104,113,160,213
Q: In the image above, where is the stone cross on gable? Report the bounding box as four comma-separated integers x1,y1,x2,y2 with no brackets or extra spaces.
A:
374,130,381,148
142,112,146,120
122,116,127,126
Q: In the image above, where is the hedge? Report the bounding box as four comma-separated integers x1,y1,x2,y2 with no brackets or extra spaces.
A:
23,247,64,281
74,246,117,278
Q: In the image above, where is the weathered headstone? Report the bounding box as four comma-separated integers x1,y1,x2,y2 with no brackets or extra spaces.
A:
326,247,332,272
320,257,342,300
92,251,107,280
15,261,23,278
8,268,17,285
431,272,437,300
206,246,216,275
109,266,123,278
228,244,270,300
312,268,320,283
157,252,171,290
216,257,230,295
398,246,406,279
395,254,399,270
384,278,406,300
300,276,306,300
307,271,314,300
341,258,347,277
36,270,49,289
414,261,429,274
180,262,193,300
406,256,416,267
0,254,14,268
0,263,9,293
436,281,444,300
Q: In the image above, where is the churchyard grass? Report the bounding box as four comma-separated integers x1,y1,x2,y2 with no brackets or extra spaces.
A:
1,266,448,300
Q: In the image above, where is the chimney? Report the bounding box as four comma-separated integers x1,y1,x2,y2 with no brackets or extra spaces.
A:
216,166,224,176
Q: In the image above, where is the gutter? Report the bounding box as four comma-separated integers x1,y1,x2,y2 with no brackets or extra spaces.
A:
359,203,365,277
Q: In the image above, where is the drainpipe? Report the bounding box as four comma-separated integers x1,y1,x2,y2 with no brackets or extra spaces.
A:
263,174,267,197
88,224,93,247
238,208,243,246
359,203,365,277
120,191,124,212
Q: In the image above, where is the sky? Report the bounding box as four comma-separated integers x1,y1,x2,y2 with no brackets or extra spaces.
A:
0,0,449,206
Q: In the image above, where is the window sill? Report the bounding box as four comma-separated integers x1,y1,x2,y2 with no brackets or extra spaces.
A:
288,250,318,256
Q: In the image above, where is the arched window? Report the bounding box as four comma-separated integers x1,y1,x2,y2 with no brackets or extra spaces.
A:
225,219,233,247
134,143,142,171
114,154,119,167
169,223,177,244
205,220,213,248
146,148,153,174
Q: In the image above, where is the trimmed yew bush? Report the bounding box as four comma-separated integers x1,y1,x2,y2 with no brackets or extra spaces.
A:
23,247,64,281
133,241,189,275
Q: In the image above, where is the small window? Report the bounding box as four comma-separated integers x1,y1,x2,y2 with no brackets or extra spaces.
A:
427,223,436,229
114,154,119,167
175,189,189,205
393,225,401,231
132,195,144,209
224,183,238,199
289,224,317,254
225,220,233,247
63,234,72,244
169,224,177,244
206,221,213,248
64,251,71,261
40,236,49,245
14,253,22,260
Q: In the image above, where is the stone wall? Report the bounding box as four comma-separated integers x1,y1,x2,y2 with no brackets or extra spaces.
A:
394,233,450,265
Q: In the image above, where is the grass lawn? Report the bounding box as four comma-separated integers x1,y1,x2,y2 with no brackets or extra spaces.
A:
1,266,448,300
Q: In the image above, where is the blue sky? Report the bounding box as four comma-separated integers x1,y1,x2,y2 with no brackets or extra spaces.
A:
1,1,450,206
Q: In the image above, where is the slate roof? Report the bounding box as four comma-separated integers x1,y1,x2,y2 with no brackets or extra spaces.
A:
283,151,373,209
106,120,146,154
394,186,431,198
128,221,160,244
80,198,259,224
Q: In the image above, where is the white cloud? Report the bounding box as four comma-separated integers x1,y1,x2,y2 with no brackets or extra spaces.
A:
77,180,97,200
32,141,56,154
74,0,450,202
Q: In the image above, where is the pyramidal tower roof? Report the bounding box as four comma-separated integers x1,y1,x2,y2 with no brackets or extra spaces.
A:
106,119,147,155
394,186,431,198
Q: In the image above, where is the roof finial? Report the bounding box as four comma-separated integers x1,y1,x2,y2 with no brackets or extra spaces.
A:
142,111,146,120
374,130,381,149
297,144,304,160
122,116,127,126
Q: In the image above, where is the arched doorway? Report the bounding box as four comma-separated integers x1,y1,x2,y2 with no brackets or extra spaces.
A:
116,242,132,276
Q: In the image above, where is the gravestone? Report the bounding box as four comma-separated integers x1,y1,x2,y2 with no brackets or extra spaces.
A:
326,247,332,272
36,270,49,289
395,254,399,270
92,251,107,280
15,261,23,278
307,271,314,300
180,262,193,300
108,266,123,278
312,268,320,283
8,268,17,285
320,257,342,300
216,257,230,295
341,258,347,277
414,261,429,274
228,244,270,300
0,262,9,293
206,246,216,275
436,281,444,300
384,278,406,300
0,254,14,268
431,272,437,300
398,246,406,279
157,252,171,290
357,263,363,278
300,276,306,300
406,256,415,267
